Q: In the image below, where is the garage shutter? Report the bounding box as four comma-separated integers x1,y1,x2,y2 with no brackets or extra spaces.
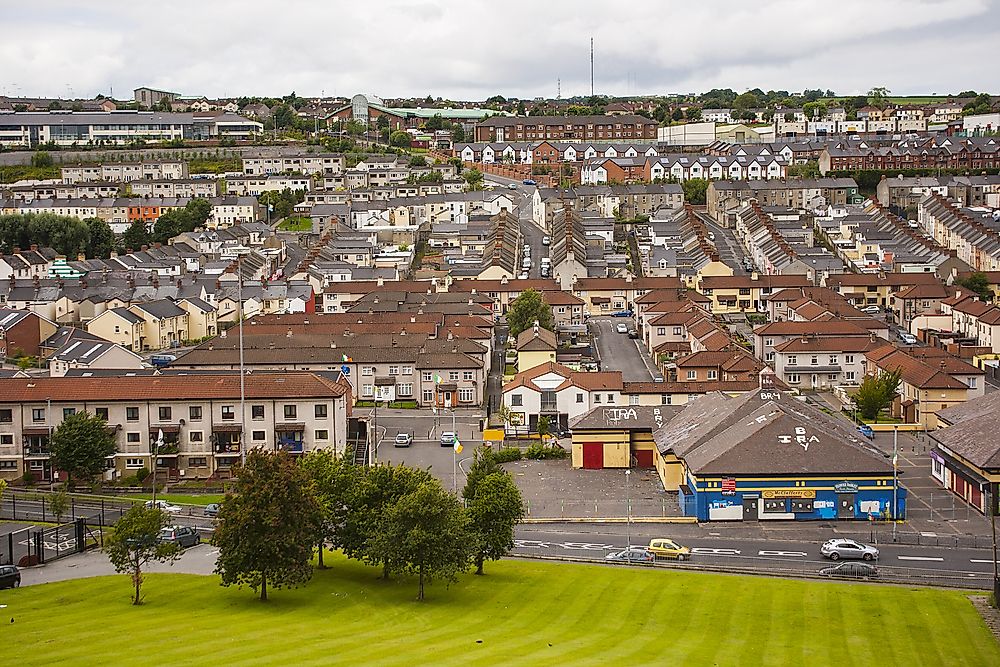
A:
582,443,604,469
633,449,654,468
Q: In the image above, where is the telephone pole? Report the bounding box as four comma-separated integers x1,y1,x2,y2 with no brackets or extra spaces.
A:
590,38,595,97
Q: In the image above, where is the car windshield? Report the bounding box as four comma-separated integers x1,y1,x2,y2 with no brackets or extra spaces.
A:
157,529,173,538
395,434,408,441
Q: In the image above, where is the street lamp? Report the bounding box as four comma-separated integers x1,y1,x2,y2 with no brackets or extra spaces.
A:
625,469,632,548
892,425,898,542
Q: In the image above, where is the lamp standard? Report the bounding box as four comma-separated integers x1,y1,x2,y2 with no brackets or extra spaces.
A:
892,425,899,542
625,469,632,548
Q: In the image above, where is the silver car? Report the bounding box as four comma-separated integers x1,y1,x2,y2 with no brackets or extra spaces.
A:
820,538,879,561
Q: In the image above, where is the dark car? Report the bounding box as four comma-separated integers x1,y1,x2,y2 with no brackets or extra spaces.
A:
819,562,880,580
522,179,536,186
0,565,20,589
612,310,633,318
604,547,655,564
627,328,639,339
204,503,220,518
157,526,201,548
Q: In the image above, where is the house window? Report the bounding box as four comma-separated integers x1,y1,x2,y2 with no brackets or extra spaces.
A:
189,406,202,421
361,366,375,376
222,406,235,420
707,370,718,380
398,383,413,397
402,366,413,375
810,356,818,366
0,408,14,423
252,405,265,420
629,394,640,406
458,388,474,403
594,394,601,404
388,365,400,376
422,371,433,382
788,374,801,384
126,407,139,421
315,404,328,418
188,457,208,467
63,407,77,419
829,356,839,365
190,431,203,442
127,432,140,443
449,371,459,381
282,405,297,419
252,431,266,441
686,370,697,380
607,394,614,403
576,393,584,403
765,338,774,346
673,327,683,336
845,355,854,364
511,394,523,407
32,408,45,422
0,434,13,445
657,327,666,336
95,407,109,420
463,371,474,381
158,407,171,421
125,458,144,469
846,372,856,381
315,430,329,440
765,352,775,363
969,377,978,389
422,390,434,403
362,384,374,397
787,356,797,366
828,374,838,381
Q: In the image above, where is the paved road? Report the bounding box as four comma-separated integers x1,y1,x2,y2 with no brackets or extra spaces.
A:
486,176,547,279
693,208,747,274
513,524,998,589
589,317,658,381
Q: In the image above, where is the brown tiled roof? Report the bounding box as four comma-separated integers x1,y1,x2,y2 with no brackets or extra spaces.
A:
699,275,811,290
676,350,754,368
624,380,761,394
574,277,684,291
865,346,970,389
826,272,942,288
754,321,871,336
449,278,560,293
516,326,557,351
894,283,952,300
932,414,1000,470
541,290,584,305
0,373,348,402
774,336,884,353
501,362,624,393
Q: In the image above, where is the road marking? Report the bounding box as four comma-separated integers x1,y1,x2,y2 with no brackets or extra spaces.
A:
758,550,808,557
970,559,1000,564
691,547,742,556
897,555,944,562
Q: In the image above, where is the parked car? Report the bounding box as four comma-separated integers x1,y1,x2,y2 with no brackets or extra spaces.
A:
145,499,182,514
522,179,536,186
542,235,550,246
647,538,691,561
627,328,639,339
0,564,20,589
860,305,881,314
203,503,220,518
612,310,633,318
440,431,456,447
540,266,550,278
820,538,879,561
157,525,201,548
507,183,518,190
605,547,655,564
394,433,413,447
898,332,918,345
857,424,875,440
615,323,629,334
819,562,880,580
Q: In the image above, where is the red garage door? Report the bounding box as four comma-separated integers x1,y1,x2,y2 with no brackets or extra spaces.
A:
633,449,654,468
582,443,604,469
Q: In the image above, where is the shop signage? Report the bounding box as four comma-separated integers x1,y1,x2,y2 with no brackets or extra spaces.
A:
721,478,736,495
834,482,859,494
762,489,815,499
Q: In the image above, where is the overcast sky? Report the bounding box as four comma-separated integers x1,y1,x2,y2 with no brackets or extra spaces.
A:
2,0,998,102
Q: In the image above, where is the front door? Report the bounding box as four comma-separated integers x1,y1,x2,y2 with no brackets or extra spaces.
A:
582,443,603,469
742,496,759,521
837,494,855,519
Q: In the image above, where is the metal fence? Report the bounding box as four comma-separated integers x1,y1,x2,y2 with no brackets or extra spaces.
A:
524,498,682,519
1,517,103,567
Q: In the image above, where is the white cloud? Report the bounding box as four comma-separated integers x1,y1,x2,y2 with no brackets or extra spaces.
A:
1,0,997,100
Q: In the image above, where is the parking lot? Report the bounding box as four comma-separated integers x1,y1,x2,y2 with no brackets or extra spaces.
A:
589,317,659,381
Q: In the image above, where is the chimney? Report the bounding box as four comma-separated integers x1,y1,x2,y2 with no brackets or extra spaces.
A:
447,331,454,341
30,244,37,252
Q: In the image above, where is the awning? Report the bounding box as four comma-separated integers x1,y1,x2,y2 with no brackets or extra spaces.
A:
149,425,181,434
22,427,51,436
374,376,396,386
275,423,305,431
212,424,244,433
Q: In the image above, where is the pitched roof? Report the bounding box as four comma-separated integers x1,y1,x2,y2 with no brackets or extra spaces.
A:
932,414,1000,470
516,326,557,351
865,346,971,389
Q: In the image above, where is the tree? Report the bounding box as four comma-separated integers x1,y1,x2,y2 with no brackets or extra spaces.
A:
537,416,552,441
462,447,502,502
409,155,428,167
301,449,353,570
84,217,115,258
463,168,484,191
506,289,554,337
452,125,466,143
681,178,709,205
867,87,891,109
49,489,69,525
152,209,188,244
31,151,54,168
686,107,702,122
955,272,994,301
389,131,412,148
337,463,431,579
104,504,179,605
671,107,684,122
184,197,212,228
466,472,523,575
0,479,6,503
212,450,324,601
122,219,151,251
381,480,470,600
853,368,903,421
49,412,117,488
733,92,759,111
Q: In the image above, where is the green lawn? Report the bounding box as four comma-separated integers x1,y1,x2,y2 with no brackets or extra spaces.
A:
131,493,225,505
277,216,313,232
3,556,997,666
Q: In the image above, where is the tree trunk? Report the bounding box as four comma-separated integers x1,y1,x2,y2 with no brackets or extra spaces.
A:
476,554,484,575
260,573,268,602
132,558,142,606
418,564,424,601
317,542,326,569
382,559,390,580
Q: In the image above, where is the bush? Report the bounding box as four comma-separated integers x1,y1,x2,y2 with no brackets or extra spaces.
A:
525,444,568,460
494,447,523,463
134,467,150,486
22,470,36,486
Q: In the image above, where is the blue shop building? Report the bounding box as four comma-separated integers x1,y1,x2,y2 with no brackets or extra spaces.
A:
652,380,906,522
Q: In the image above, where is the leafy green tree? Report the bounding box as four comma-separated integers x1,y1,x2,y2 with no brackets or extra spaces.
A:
462,447,502,502
49,489,70,525
681,178,709,205
452,125,466,143
854,368,903,421
955,272,994,301
467,472,523,575
213,450,324,601
671,107,684,122
424,114,445,131
152,209,189,244
463,168,484,191
338,463,431,579
537,416,551,440
104,504,179,605
381,480,471,600
122,219,152,251
409,155,428,167
49,412,117,488
733,92,759,110
390,131,412,148
184,197,212,227
301,449,353,569
867,87,891,109
31,150,54,168
506,289,554,337
84,217,115,258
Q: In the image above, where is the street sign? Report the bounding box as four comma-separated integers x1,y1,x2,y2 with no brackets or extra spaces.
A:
483,428,505,442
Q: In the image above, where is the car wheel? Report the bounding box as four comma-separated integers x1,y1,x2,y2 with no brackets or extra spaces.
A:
829,552,840,561
14,579,20,588
863,553,873,561
677,554,686,561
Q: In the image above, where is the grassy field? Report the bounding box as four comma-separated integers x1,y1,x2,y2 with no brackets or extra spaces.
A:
3,555,997,666
277,215,313,232
131,493,225,505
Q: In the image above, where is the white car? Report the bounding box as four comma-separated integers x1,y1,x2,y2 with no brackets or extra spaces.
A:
860,305,881,314
542,235,551,246
145,499,182,514
615,323,628,334
508,183,518,190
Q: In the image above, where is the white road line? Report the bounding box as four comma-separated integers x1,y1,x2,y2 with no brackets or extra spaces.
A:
758,550,808,557
897,555,944,562
691,547,742,556
970,559,1000,564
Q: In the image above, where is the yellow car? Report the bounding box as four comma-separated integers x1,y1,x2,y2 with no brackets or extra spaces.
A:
648,538,691,561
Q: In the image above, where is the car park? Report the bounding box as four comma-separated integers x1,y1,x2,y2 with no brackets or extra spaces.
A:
647,538,691,561
204,503,220,518
819,562,880,580
0,564,21,589
605,547,655,564
615,323,628,334
157,525,201,548
439,431,456,447
820,538,879,561
145,499,182,513
394,433,413,447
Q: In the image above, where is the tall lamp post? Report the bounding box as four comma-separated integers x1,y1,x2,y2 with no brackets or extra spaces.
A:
892,425,899,542
625,469,632,548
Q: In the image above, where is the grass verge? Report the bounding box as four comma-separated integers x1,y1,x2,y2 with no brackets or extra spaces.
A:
3,555,998,666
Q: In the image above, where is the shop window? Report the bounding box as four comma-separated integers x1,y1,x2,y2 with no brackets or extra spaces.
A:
763,499,787,513
789,499,814,513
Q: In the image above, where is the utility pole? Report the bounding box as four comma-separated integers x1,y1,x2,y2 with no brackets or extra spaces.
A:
625,469,632,548
237,258,246,467
892,425,898,542
590,38,595,98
